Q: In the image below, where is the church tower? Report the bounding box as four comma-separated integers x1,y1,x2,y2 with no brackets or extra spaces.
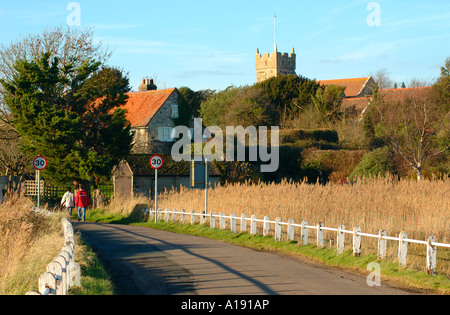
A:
255,16,296,83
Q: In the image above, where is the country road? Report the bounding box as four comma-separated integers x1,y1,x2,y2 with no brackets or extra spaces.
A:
74,222,412,295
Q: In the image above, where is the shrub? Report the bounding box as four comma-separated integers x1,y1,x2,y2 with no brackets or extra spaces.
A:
350,146,394,180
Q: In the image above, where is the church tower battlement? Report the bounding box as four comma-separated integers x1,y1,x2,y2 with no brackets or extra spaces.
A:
255,47,296,83
255,16,296,83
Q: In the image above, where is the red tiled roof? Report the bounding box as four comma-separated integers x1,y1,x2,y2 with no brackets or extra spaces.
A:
318,77,371,98
342,97,371,112
379,87,432,103
120,88,176,127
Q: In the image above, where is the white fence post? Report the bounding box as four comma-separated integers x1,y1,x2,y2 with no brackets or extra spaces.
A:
378,230,387,260
157,208,162,221
337,224,345,255
398,231,408,267
219,212,225,230
46,261,64,295
181,210,186,224
38,272,56,295
173,209,177,222
263,216,270,236
250,215,257,235
427,236,437,276
59,251,71,282
241,214,247,233
210,211,216,229
165,209,170,222
228,213,234,232
230,214,237,233
301,221,309,246
353,227,361,257
54,256,68,293
191,210,196,225
287,219,295,241
317,222,324,248
275,218,282,242
200,211,206,225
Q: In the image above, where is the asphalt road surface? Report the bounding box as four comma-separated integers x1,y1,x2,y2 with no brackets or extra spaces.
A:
74,222,412,295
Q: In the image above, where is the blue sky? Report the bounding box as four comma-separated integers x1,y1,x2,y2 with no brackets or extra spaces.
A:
1,0,449,92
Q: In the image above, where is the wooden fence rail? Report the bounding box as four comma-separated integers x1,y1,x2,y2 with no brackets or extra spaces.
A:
145,208,449,276
26,216,81,295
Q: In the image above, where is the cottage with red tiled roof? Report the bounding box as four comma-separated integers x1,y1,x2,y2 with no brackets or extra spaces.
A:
317,76,433,118
120,79,187,154
318,76,376,98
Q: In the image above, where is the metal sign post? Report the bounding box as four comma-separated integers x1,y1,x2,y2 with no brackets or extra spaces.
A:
33,156,47,209
205,158,208,215
150,155,164,223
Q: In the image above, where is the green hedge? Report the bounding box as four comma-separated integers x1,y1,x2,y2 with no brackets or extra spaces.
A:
279,129,339,144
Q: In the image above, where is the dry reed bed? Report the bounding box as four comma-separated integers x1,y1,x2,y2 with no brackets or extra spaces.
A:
157,177,449,275
0,193,65,294
159,177,449,244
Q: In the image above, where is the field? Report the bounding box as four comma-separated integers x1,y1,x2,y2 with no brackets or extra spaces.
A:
152,177,450,276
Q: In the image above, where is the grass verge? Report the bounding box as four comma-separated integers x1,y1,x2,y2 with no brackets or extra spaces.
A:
85,209,449,295
70,232,115,295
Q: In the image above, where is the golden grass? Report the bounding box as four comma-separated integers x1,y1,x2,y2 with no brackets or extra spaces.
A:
156,176,449,275
0,192,65,295
103,193,150,216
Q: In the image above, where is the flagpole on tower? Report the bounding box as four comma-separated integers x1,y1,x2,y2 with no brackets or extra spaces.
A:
274,15,277,52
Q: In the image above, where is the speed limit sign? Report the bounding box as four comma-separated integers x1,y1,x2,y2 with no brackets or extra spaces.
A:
150,155,164,170
33,156,48,171
149,155,164,223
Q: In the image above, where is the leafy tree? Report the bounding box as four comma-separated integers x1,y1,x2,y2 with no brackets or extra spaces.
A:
312,84,346,120
0,26,110,126
256,74,320,122
199,86,245,127
177,86,215,118
224,86,277,127
441,57,450,77
0,53,133,186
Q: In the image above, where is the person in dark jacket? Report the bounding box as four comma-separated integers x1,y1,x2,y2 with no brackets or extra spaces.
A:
75,186,90,222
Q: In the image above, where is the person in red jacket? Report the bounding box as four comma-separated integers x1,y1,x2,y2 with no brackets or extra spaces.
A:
75,186,90,222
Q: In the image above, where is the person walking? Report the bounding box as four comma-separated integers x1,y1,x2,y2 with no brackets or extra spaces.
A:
61,187,74,217
75,186,90,222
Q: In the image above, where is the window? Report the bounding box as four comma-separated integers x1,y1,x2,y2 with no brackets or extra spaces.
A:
158,127,175,142
171,105,179,119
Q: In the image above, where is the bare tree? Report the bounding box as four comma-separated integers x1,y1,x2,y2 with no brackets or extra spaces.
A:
0,26,112,177
0,121,30,176
371,68,394,90
374,87,449,180
0,26,111,126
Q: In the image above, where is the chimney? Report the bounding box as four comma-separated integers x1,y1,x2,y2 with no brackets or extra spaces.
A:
139,78,157,92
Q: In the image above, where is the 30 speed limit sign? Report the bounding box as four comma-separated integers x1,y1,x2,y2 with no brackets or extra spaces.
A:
150,155,164,223
150,155,164,170
33,156,48,171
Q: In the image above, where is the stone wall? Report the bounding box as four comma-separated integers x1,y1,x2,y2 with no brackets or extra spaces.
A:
147,91,178,141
